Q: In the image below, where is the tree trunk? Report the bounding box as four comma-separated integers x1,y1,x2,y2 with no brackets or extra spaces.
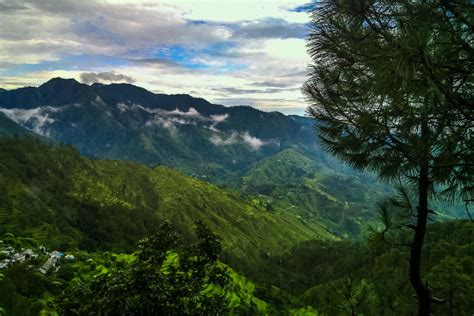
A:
449,290,453,316
351,306,356,316
409,162,431,315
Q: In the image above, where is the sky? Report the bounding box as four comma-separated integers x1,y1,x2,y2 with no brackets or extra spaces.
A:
0,0,314,115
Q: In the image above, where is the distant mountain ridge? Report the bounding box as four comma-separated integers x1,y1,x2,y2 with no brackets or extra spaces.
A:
0,78,318,182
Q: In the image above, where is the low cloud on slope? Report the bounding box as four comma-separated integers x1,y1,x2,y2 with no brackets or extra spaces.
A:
209,131,269,150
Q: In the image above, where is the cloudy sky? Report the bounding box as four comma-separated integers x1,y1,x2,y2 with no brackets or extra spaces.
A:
0,0,314,115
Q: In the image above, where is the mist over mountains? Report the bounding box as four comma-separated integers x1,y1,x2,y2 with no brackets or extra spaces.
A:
0,78,315,180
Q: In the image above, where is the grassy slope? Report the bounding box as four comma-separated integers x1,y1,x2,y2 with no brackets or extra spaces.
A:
0,137,335,273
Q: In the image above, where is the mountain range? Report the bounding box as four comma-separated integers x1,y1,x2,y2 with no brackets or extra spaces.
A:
0,78,466,239
0,78,313,180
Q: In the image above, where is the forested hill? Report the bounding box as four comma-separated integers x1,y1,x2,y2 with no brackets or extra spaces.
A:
0,86,471,315
0,136,335,273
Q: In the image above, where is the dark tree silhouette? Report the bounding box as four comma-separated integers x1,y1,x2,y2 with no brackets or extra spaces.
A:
304,1,473,314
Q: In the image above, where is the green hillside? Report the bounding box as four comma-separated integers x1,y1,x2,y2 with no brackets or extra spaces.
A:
0,137,335,273
239,148,389,236
0,135,471,315
260,220,474,315
1,79,468,242
1,213,472,315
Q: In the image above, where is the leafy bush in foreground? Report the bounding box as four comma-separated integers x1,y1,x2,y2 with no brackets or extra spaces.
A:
56,221,230,315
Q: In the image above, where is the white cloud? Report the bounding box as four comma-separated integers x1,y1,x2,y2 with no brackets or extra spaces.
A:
143,107,219,137
209,130,269,150
145,117,178,137
241,131,266,150
80,71,135,84
117,102,130,113
158,0,310,23
162,107,206,120
210,113,229,123
0,107,55,135
0,0,233,65
263,38,309,61
209,131,240,146
115,103,231,135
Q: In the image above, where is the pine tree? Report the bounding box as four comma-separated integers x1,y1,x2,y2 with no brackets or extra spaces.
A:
304,1,473,314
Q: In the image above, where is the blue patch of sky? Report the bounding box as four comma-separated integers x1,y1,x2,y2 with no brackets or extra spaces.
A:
153,42,248,72
2,54,127,76
153,45,208,69
201,42,237,57
2,42,248,76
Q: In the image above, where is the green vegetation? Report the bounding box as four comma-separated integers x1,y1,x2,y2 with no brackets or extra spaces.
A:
0,133,471,315
255,221,474,315
0,136,334,274
238,149,465,238
0,226,275,315
0,77,471,314
0,78,319,187
57,221,231,315
1,217,472,315
0,78,402,241
239,148,389,237
0,78,466,244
